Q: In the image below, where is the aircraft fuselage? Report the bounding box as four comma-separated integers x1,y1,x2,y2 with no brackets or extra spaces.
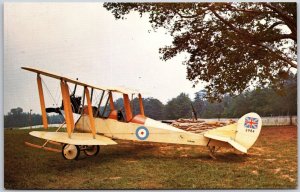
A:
75,115,212,146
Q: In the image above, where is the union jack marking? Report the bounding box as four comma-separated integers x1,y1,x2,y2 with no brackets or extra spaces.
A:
244,117,259,129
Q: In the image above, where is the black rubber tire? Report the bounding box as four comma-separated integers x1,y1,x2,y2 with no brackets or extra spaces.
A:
62,144,80,160
84,145,100,157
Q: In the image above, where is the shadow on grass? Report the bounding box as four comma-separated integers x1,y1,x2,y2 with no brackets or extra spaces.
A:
65,145,249,165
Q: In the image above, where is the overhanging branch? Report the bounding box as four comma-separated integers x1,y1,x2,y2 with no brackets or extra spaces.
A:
209,7,297,69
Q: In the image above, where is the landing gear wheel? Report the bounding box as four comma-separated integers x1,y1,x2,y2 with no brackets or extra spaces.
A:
84,145,100,156
62,144,80,160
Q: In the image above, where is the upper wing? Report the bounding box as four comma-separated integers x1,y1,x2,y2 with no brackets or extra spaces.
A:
22,67,107,91
22,66,140,94
30,131,117,145
106,86,141,94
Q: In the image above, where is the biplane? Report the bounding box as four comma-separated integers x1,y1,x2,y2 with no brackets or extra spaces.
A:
22,67,262,160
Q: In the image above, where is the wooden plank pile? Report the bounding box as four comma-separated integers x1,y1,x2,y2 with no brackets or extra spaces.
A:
171,118,236,134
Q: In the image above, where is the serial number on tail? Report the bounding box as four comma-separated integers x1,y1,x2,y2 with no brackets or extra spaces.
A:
245,129,255,133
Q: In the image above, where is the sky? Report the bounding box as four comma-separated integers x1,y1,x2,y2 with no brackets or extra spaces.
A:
4,2,205,114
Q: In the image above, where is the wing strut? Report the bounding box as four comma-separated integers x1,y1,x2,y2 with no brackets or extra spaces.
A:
101,94,109,117
108,91,115,111
60,80,74,138
138,93,145,116
85,87,96,139
95,90,105,116
37,74,48,129
123,94,133,122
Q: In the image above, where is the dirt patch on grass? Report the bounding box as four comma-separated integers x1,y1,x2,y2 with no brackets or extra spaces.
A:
177,146,192,151
260,126,297,140
272,168,281,174
265,158,276,162
251,170,259,175
251,147,265,152
281,174,296,182
108,176,121,180
125,160,138,163
137,181,163,189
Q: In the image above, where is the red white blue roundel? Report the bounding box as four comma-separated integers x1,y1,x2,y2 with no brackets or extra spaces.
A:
135,126,149,140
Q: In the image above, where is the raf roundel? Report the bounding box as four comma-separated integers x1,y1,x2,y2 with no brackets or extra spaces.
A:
135,126,149,140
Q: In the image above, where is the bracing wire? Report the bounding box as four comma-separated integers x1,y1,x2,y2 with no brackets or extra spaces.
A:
53,85,60,107
41,78,66,126
41,78,59,107
93,92,101,106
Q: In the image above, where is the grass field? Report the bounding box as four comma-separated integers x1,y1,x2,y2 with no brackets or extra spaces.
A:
4,126,297,189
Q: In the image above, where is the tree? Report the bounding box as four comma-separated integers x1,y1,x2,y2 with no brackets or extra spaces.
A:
281,73,297,115
10,107,23,116
4,107,63,128
223,93,252,117
201,100,225,119
114,97,165,119
104,2,297,100
143,97,165,120
114,98,124,110
193,72,296,118
193,90,206,117
165,93,192,119
249,73,297,116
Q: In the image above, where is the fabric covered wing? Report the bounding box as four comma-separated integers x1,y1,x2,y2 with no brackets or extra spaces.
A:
29,131,117,145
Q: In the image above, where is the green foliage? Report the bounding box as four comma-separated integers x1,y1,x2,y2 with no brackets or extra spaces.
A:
143,98,165,120
193,90,205,116
114,98,124,110
4,107,63,128
195,73,297,118
104,2,297,100
114,97,165,120
165,93,192,119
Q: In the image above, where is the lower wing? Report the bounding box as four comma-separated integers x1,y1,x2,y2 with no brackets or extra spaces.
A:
29,131,117,145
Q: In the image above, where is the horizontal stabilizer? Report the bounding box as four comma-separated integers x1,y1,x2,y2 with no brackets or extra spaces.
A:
29,131,117,145
204,133,247,153
228,140,247,153
204,132,231,143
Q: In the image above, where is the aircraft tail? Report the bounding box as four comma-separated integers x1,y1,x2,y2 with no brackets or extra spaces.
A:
234,112,262,150
204,112,262,153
